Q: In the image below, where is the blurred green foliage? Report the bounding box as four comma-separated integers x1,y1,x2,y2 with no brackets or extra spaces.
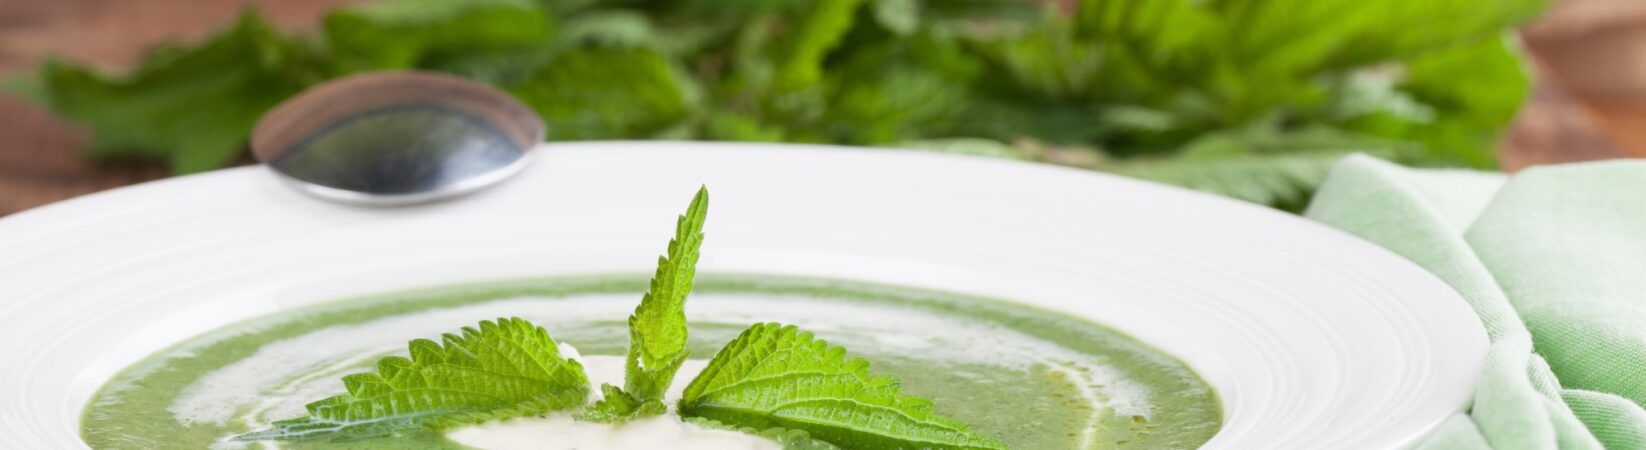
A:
21,0,1549,208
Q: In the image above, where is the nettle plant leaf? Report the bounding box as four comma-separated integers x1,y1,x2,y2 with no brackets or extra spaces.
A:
323,0,554,71
576,384,668,423
679,323,1008,450
36,11,328,173
509,47,694,140
579,187,708,423
685,417,845,450
236,318,589,442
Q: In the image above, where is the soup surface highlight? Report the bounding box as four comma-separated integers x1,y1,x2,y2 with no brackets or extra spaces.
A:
81,275,1222,449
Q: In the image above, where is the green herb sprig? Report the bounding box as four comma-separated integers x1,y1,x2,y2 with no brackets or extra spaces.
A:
240,187,1007,448
236,317,589,441
15,0,1550,210
682,323,1007,449
577,186,707,423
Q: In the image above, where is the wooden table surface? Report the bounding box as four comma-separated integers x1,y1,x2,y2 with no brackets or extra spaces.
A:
1,0,1641,216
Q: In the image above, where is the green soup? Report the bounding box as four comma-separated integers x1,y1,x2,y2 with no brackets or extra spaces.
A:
80,275,1221,449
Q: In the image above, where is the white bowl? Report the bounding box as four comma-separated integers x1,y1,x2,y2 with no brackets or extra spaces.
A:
0,142,1486,449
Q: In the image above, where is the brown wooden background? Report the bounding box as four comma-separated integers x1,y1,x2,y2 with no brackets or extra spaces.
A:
2,0,1643,216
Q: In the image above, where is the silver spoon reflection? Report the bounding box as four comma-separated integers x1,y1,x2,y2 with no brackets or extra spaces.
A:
250,71,545,205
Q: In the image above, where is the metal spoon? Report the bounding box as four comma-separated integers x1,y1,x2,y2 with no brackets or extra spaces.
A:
250,71,544,205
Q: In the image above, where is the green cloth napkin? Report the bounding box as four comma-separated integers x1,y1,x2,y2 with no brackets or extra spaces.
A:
1305,155,1646,449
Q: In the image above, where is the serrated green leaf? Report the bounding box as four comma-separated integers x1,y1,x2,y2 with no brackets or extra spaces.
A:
1069,0,1548,90
35,11,328,173
582,187,709,423
576,383,667,422
702,0,867,137
685,417,845,450
680,323,1007,450
27,0,1551,197
559,9,656,48
765,0,867,93
236,317,589,442
1357,36,1529,169
510,47,693,140
324,0,555,72
974,9,1110,102
823,33,981,144
631,186,707,380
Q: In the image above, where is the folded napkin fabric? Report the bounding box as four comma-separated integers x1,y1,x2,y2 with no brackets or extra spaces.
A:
1305,155,1646,449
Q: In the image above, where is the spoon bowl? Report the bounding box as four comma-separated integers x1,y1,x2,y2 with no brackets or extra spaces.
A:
251,71,545,205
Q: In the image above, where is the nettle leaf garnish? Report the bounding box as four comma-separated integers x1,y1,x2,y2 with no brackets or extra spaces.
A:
236,317,589,442
578,186,708,423
232,187,1007,448
679,323,1008,450
685,417,844,450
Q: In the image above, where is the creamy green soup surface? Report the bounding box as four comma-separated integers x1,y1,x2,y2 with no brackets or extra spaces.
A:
81,275,1221,449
